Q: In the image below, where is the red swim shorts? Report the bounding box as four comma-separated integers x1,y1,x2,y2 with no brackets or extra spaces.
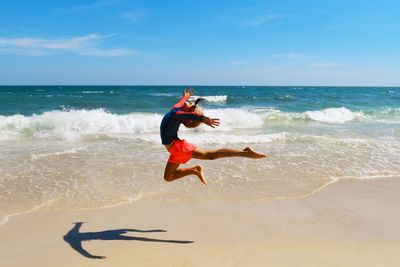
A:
167,139,197,164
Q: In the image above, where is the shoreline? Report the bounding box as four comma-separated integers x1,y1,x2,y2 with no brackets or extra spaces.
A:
1,177,400,266
2,174,398,227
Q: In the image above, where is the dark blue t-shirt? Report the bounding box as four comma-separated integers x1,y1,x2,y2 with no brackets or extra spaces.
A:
160,106,204,145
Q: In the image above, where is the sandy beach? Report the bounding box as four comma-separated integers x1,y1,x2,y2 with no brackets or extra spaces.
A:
1,177,400,267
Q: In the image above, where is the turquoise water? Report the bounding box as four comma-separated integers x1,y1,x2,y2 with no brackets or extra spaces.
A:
1,86,400,224
1,86,399,115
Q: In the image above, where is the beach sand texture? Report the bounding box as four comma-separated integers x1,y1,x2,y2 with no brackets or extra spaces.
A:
1,178,400,267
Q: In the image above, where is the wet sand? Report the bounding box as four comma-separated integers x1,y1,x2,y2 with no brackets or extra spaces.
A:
1,177,400,267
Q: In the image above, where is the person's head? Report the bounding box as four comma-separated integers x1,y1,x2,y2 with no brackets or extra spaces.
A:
183,98,204,128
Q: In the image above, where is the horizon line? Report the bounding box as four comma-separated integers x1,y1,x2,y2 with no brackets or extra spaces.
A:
0,84,399,87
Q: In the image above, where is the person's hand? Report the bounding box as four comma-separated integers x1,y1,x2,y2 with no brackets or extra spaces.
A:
183,88,194,98
203,117,220,128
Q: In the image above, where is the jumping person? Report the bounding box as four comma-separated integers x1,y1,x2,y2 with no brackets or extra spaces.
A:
160,88,266,185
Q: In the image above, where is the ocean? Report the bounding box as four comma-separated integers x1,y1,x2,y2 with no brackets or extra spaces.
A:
1,86,400,224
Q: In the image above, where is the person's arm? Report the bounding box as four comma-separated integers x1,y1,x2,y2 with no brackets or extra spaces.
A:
176,112,220,128
176,111,204,121
202,116,220,128
171,88,193,109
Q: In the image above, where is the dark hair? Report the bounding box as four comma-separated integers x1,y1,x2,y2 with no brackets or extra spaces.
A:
189,97,204,112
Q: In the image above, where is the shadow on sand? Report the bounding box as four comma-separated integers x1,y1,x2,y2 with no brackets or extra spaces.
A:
63,222,193,259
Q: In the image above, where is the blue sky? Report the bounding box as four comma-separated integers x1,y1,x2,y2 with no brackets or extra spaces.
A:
0,0,399,85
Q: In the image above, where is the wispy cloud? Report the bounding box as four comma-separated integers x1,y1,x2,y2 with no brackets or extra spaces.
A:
122,9,147,22
273,53,311,60
74,0,120,11
230,60,245,65
0,34,137,57
245,14,287,27
309,61,342,68
219,6,291,29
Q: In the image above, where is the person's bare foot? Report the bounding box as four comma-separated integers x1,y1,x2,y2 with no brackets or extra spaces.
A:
193,165,207,185
244,147,266,158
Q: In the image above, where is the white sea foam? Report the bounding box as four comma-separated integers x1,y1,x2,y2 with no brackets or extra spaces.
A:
148,93,175,97
260,109,304,122
333,174,400,180
0,106,394,141
304,107,365,123
0,216,9,225
0,198,57,226
189,95,228,103
0,109,163,141
82,90,104,94
376,107,400,116
31,147,86,160
203,108,263,130
261,107,369,123
0,108,262,141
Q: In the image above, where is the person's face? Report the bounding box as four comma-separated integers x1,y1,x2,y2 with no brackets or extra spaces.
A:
183,102,195,112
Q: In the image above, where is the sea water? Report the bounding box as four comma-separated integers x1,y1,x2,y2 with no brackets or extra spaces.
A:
1,86,400,223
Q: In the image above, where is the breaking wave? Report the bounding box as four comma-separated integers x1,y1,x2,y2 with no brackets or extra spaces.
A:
0,106,397,141
0,108,261,141
262,107,370,123
303,107,367,123
190,95,228,103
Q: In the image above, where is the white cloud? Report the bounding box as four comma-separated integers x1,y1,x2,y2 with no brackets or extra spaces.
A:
74,1,119,11
0,34,137,57
79,48,135,57
122,9,147,22
309,61,342,68
0,48,48,56
273,53,312,60
246,14,284,27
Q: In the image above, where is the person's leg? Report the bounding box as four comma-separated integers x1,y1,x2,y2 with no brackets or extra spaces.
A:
163,161,207,185
192,147,266,160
